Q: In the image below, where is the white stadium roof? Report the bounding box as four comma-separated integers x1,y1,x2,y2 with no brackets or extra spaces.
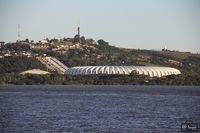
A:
65,66,181,77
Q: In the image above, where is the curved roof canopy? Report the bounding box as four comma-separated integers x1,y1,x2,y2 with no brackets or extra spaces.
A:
65,66,181,77
20,69,50,75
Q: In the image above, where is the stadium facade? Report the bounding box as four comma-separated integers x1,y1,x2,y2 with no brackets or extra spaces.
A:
65,66,181,77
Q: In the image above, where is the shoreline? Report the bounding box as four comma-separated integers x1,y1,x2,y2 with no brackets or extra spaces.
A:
0,85,200,96
1,84,200,86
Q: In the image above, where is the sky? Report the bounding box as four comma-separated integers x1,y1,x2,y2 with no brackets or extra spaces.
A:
0,0,200,53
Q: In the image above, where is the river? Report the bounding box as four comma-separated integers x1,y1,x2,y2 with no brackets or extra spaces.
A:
0,85,200,133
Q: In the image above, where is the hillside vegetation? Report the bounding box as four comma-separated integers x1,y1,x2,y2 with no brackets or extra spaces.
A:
0,39,200,85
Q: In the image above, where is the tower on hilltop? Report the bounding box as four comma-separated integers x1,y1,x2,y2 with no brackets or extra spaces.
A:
78,26,80,43
73,26,81,44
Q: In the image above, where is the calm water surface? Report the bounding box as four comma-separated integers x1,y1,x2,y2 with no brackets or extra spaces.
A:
0,85,200,133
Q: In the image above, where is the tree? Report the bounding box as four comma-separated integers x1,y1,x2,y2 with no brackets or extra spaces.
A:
86,38,96,44
81,36,86,44
73,35,80,43
97,39,109,46
25,38,29,43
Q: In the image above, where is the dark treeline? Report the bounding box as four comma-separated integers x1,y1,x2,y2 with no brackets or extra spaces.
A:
0,73,199,85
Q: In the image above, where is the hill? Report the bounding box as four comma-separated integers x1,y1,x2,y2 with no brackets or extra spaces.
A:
0,39,199,85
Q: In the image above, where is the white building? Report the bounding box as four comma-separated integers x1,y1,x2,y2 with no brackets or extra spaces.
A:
40,39,48,44
20,69,50,75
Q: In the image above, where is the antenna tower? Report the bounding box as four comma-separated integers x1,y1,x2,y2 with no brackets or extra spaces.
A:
18,24,20,41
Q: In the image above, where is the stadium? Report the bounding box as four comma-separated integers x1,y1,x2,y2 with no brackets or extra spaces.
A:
65,66,181,77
